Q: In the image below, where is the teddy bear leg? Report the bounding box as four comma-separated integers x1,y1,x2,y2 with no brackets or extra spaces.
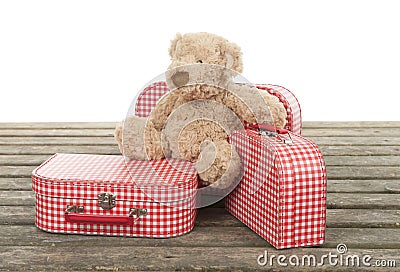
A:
195,140,241,189
114,121,123,153
118,116,147,160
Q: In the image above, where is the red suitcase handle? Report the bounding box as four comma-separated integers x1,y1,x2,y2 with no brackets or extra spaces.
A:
243,120,289,134
64,206,147,226
243,120,293,145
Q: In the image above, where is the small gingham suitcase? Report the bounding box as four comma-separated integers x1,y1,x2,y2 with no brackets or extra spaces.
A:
133,81,302,135
32,153,198,238
226,123,327,249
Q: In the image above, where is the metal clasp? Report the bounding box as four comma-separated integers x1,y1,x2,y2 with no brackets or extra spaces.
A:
278,133,293,146
129,208,147,217
129,208,148,223
65,205,84,214
260,130,277,137
98,193,116,210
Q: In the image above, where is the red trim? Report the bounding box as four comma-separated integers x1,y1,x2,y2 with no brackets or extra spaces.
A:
244,121,289,134
65,213,134,226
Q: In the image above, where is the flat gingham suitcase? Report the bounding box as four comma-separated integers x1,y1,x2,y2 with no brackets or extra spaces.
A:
133,81,302,134
32,153,198,238
226,123,327,249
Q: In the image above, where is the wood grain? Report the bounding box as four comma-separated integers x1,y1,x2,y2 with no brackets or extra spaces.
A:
308,136,400,146
319,146,400,156
323,156,400,166
0,137,116,145
0,178,32,190
0,129,114,137
2,164,400,179
0,122,399,271
0,122,117,129
327,166,400,179
1,154,398,167
0,145,121,155
327,180,400,193
302,127,400,137
2,178,400,193
1,246,399,271
2,207,400,229
303,121,400,128
1,225,400,252
1,145,399,157
3,190,400,210
327,193,400,209
2,121,399,129
2,127,399,137
1,136,399,146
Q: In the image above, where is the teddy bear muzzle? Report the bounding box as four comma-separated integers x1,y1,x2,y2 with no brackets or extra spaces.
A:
171,71,189,88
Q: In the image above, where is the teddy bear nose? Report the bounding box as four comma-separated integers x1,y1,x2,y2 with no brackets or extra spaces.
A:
171,71,190,87
197,60,203,63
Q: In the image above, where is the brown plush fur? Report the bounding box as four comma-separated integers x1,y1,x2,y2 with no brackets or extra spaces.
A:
115,32,287,188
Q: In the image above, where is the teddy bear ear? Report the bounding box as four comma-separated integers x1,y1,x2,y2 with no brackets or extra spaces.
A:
169,33,183,58
222,42,243,73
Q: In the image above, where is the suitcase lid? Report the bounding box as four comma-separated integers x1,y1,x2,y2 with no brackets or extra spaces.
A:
230,129,326,194
32,153,197,203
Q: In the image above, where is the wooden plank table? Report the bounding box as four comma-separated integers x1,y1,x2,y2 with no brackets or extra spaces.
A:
0,121,399,271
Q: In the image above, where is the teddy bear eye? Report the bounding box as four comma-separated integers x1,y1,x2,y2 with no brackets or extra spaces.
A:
197,60,203,63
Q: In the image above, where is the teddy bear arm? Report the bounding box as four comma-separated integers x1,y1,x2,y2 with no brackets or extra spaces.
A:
261,92,288,128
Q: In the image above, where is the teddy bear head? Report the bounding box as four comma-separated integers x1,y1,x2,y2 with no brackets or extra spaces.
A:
166,32,243,89
168,32,243,72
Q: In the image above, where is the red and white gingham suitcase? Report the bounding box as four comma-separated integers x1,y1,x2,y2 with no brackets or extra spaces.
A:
226,123,327,249
132,81,303,200
32,153,198,238
133,81,302,134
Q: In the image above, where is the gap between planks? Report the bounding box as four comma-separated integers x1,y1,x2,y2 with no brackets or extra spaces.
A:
1,136,400,146
0,154,399,167
2,178,400,193
0,145,399,156
1,127,400,137
2,165,399,179
1,191,400,209
0,226,399,250
1,121,399,129
1,207,400,229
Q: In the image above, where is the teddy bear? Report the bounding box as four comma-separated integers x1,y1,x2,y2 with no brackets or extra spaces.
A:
115,32,287,189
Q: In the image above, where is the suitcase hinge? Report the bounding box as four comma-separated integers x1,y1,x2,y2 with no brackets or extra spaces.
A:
98,193,116,210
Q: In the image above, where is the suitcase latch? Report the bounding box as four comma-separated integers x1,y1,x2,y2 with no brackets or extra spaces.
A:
98,193,116,210
65,205,84,214
129,208,147,217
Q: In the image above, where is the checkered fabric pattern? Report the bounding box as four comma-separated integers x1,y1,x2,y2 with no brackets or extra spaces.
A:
133,81,302,134
135,82,170,117
256,84,302,134
32,153,198,237
226,130,326,249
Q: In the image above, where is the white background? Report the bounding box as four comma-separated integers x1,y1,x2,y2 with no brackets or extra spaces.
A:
0,0,399,122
